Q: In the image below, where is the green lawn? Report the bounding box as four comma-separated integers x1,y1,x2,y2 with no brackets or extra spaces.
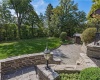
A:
0,37,61,59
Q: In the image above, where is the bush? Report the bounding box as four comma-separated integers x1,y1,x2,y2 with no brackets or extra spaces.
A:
79,67,100,80
2,23,18,41
60,32,67,41
60,73,79,80
81,28,96,44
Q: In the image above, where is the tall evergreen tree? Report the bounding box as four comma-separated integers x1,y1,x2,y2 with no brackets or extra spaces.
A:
45,4,53,36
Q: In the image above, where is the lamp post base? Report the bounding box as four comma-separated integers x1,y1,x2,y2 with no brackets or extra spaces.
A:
45,66,50,70
45,60,50,70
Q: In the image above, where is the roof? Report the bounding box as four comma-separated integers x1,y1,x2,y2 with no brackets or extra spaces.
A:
90,9,100,18
73,33,81,37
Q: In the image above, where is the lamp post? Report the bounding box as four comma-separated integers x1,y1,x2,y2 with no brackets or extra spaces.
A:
44,46,51,70
90,9,100,45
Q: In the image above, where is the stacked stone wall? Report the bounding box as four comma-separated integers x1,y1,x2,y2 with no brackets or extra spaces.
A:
87,45,100,58
0,53,60,75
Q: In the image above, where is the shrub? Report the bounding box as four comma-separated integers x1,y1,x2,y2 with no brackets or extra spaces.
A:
79,67,100,80
81,28,96,44
60,73,79,80
2,23,18,41
60,32,67,41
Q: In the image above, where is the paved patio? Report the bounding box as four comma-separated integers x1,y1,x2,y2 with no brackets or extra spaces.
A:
2,66,38,80
2,44,82,80
53,44,82,64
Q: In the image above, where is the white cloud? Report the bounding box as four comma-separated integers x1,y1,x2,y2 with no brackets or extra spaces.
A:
32,0,48,15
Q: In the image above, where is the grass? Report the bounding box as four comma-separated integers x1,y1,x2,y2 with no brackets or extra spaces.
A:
0,37,61,59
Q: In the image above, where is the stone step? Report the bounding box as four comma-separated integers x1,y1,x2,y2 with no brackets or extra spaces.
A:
79,53,97,68
51,64,77,71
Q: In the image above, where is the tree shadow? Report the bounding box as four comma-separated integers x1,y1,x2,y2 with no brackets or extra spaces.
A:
52,49,69,58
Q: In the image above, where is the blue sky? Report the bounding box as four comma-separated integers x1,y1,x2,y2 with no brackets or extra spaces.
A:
32,0,92,15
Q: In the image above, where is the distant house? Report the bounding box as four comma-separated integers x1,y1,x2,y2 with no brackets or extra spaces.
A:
73,33,81,44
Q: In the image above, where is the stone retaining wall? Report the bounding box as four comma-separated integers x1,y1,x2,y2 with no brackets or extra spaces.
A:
87,44,100,58
0,53,60,75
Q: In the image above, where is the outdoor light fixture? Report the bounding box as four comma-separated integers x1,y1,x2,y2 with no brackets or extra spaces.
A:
90,9,100,45
44,46,51,70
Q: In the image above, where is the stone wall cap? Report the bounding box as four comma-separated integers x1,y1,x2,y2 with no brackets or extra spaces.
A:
53,58,61,62
87,41,100,47
0,52,44,62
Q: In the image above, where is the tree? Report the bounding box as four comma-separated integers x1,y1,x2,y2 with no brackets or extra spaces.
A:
23,5,40,38
45,3,53,35
50,6,62,37
0,0,13,41
0,0,12,24
87,0,100,24
59,0,78,36
49,0,86,37
8,0,32,39
73,11,86,33
39,13,45,28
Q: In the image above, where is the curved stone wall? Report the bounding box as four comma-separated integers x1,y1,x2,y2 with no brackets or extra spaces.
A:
87,43,100,59
0,53,60,75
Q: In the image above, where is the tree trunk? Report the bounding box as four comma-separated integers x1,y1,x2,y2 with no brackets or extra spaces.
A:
17,15,22,39
17,24,21,39
32,23,34,38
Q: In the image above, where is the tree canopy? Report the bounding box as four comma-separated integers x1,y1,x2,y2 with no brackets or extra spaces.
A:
87,0,100,24
47,0,86,37
0,0,87,41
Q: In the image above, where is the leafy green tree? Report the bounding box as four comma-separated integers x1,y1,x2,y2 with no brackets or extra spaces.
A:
0,0,12,24
45,3,53,36
38,13,48,36
0,0,14,41
49,0,86,37
8,0,32,39
39,13,45,28
59,0,86,36
1,23,18,41
87,0,100,24
50,6,62,37
23,6,40,38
